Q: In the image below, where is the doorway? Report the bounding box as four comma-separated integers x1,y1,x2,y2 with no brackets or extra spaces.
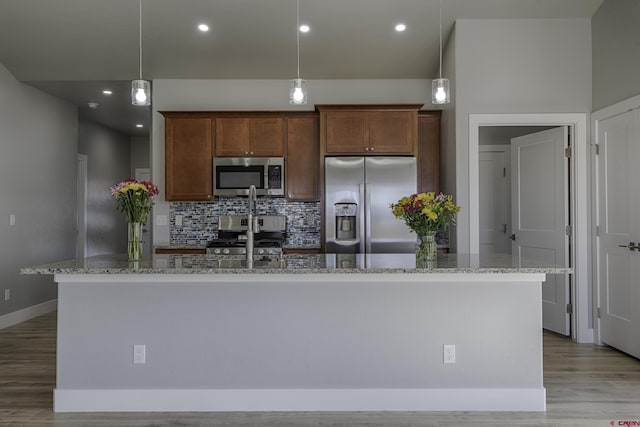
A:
469,113,591,343
479,126,571,335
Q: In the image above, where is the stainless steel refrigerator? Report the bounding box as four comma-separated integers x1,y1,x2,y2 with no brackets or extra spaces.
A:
325,156,417,254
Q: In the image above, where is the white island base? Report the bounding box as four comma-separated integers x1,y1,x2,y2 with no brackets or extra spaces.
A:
51,269,547,412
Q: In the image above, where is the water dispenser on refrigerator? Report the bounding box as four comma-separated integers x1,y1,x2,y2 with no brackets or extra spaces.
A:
334,203,357,241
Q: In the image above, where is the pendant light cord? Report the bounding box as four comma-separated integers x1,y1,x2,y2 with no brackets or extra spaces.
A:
139,0,143,80
296,0,300,80
438,0,442,79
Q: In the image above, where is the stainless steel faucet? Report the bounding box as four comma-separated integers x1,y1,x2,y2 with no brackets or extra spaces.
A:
246,184,259,265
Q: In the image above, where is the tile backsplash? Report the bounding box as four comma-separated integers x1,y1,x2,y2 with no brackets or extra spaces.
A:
169,198,321,247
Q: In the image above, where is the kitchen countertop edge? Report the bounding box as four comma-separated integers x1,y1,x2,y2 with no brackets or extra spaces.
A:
21,254,572,275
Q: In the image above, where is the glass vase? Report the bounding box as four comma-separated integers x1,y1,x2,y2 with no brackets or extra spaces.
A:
127,222,143,261
416,231,437,268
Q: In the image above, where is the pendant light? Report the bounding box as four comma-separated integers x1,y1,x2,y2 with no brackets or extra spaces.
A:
289,0,307,105
432,0,449,105
132,0,151,106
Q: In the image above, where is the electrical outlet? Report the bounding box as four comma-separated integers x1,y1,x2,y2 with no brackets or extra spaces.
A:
133,344,146,364
175,215,183,226
9,214,15,226
4,289,10,301
443,344,456,364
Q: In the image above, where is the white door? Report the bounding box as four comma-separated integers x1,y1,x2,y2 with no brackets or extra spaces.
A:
479,147,510,254
511,127,570,335
135,168,152,259
598,109,640,358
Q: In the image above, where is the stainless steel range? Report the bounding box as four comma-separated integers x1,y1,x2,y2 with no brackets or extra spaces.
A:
206,215,286,255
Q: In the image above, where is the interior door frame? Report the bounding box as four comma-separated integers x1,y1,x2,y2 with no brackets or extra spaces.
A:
592,94,640,346
469,113,590,343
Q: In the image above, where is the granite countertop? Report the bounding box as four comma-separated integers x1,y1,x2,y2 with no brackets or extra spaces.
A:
154,244,322,251
22,253,572,275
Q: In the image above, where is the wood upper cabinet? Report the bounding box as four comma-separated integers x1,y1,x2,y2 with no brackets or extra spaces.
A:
417,111,441,194
164,116,214,201
286,116,319,201
324,112,369,153
368,111,415,154
318,105,421,155
215,117,284,157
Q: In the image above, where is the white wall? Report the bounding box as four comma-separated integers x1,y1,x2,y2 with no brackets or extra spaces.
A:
592,0,640,111
77,121,131,257
0,62,77,317
452,18,592,253
151,79,433,244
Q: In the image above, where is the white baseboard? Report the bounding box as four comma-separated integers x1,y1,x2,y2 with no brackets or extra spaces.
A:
54,387,546,412
0,299,57,329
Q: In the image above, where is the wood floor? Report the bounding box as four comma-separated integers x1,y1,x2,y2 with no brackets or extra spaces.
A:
1,312,640,427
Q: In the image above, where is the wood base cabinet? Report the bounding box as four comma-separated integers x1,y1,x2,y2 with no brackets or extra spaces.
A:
164,116,214,201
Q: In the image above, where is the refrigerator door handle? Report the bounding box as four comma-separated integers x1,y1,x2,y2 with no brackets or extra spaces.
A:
359,183,366,253
365,183,372,254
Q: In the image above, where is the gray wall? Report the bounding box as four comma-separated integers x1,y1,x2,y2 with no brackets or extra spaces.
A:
452,18,592,253
130,136,150,178
78,121,131,257
0,62,77,316
151,79,434,245
479,126,556,145
592,0,640,111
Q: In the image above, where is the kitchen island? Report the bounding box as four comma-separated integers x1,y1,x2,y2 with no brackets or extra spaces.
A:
23,253,570,413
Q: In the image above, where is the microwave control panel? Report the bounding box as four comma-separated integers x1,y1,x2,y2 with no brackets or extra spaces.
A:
267,165,282,189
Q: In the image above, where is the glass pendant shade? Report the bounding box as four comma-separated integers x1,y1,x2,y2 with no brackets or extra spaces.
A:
131,80,151,106
432,78,450,105
289,78,307,105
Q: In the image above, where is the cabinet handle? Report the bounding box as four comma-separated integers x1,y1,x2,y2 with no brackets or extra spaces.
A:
370,147,375,151
364,147,369,152
207,195,211,199
245,151,249,155
250,152,254,155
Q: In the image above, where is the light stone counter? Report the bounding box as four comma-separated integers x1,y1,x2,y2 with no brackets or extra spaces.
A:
21,253,568,413
22,253,571,275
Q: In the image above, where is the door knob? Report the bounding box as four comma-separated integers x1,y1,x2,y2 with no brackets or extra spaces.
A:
510,234,517,241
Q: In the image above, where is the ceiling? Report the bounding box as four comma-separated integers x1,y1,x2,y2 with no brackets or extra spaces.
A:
0,0,604,137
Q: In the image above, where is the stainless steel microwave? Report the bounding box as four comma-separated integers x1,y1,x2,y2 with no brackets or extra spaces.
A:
213,157,285,196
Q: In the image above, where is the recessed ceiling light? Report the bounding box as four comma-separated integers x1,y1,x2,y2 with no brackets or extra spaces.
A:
395,23,407,32
102,90,112,95
136,124,144,128
299,24,310,33
198,23,209,32
87,102,98,109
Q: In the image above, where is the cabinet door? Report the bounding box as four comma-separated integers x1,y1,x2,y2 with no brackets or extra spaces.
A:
249,117,284,156
368,111,415,154
215,118,250,157
286,117,319,201
325,112,369,154
165,118,213,201
417,113,440,193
